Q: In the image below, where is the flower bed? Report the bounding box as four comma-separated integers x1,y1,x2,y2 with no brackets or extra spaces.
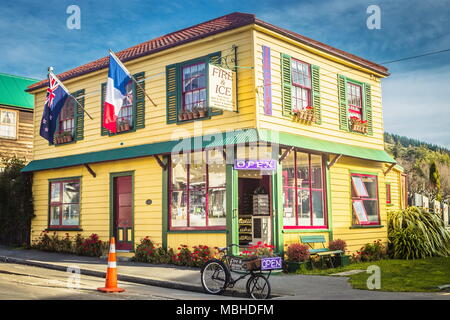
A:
31,231,109,257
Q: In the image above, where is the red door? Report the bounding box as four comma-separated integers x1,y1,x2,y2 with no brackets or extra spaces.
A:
113,176,133,250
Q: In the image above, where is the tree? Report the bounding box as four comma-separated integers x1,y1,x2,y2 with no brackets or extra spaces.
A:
0,157,34,246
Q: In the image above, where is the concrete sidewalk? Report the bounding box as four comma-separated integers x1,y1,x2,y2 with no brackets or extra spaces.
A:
0,246,449,300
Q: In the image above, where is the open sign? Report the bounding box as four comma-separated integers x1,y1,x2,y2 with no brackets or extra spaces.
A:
261,257,282,270
234,159,277,171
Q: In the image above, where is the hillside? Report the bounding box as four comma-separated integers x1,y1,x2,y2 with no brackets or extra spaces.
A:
384,132,450,202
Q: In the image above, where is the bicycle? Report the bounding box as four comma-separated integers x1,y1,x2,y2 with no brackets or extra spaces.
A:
200,244,282,299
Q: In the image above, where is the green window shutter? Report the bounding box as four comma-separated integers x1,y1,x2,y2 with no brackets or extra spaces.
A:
337,75,349,131
100,82,108,135
166,63,179,124
74,89,85,141
281,53,292,116
311,64,321,124
363,83,373,135
207,51,223,116
134,72,145,129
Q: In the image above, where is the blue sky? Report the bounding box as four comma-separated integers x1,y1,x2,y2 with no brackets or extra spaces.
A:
2,0,449,147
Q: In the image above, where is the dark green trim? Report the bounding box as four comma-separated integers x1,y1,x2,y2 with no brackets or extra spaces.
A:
161,156,169,250
109,171,135,251
100,72,144,136
350,225,384,229
48,176,82,182
47,176,82,230
325,156,334,242
226,164,238,255
350,170,379,176
23,128,395,173
272,160,284,253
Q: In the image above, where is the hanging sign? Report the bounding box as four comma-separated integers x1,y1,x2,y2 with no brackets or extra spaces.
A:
234,159,277,171
208,64,236,112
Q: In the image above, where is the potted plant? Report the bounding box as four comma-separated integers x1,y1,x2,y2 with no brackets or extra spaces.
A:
349,117,368,133
329,239,350,267
239,241,276,271
63,131,73,143
192,107,200,119
118,119,130,132
187,110,194,120
285,243,310,273
54,133,63,144
198,107,207,118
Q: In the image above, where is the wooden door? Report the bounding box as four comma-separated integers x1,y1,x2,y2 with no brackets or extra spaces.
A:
113,175,133,250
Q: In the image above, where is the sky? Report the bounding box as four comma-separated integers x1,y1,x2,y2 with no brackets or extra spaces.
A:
1,0,449,148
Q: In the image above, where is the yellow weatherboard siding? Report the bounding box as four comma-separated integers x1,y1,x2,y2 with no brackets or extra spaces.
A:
167,233,227,251
28,19,400,256
329,156,388,253
31,26,256,161
31,157,163,246
253,29,385,150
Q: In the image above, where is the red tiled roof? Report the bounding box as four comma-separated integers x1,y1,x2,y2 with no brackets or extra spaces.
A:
27,12,388,91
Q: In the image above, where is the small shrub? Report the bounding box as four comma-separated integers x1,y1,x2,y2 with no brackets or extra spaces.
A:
134,237,157,263
191,245,213,267
388,206,450,259
329,239,347,252
286,243,310,262
174,245,194,266
352,240,387,262
79,234,106,257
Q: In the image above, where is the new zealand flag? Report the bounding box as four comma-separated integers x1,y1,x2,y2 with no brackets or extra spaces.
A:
39,73,69,143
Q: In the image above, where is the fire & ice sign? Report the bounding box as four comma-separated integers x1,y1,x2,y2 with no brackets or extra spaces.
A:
208,64,236,112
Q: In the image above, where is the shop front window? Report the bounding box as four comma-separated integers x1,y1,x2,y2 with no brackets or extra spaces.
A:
351,173,380,225
49,179,80,228
170,150,226,230
282,151,326,228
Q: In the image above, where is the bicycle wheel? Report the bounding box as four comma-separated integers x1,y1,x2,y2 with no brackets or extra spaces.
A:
246,274,271,300
201,259,230,295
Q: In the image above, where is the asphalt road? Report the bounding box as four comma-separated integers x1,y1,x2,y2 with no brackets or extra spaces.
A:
0,262,243,300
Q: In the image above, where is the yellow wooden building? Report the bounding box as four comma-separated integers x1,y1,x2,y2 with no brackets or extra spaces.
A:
23,12,405,255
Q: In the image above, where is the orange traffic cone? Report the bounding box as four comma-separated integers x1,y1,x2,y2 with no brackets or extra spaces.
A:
98,237,125,293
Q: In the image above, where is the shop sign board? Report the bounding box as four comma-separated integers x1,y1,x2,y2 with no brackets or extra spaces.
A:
234,159,277,171
261,257,282,271
208,64,236,112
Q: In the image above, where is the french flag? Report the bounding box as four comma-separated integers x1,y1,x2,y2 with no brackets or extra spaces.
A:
103,52,132,133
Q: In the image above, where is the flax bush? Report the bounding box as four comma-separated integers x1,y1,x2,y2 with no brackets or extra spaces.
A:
388,206,450,259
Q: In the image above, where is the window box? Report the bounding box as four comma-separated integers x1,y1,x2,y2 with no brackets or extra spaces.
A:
292,107,315,123
117,119,131,133
55,131,73,144
349,117,368,134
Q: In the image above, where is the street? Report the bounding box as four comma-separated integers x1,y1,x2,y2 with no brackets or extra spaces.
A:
0,262,243,300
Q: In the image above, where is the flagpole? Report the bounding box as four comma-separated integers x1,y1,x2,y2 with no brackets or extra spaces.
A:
48,67,94,120
109,50,157,107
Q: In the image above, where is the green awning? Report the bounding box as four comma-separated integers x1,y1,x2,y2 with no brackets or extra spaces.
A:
258,129,396,164
22,128,395,173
